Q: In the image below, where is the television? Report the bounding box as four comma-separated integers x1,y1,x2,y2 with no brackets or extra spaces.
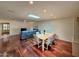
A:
21,28,27,31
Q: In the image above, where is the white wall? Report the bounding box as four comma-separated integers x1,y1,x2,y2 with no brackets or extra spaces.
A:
37,17,74,42
25,22,35,29
0,19,35,36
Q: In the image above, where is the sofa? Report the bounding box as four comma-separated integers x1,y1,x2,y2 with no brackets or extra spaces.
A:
20,28,39,40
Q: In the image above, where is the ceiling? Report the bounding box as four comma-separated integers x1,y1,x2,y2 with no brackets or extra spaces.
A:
0,1,79,21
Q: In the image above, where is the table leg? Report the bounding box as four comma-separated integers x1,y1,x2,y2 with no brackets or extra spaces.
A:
42,40,44,51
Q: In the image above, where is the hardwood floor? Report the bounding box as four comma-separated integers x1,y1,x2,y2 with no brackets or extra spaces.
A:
21,39,73,57
0,35,73,57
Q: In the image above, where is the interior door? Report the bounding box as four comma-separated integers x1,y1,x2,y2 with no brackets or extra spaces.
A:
72,17,79,56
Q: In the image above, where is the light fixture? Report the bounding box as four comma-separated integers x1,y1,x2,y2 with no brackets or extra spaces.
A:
29,1,34,5
28,14,40,19
43,9,47,13
24,20,26,23
50,14,53,16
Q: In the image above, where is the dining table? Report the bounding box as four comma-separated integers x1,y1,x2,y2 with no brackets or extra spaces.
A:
36,33,52,51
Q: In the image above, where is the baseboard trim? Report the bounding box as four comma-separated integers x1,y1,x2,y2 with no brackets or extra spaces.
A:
57,39,72,43
72,41,79,44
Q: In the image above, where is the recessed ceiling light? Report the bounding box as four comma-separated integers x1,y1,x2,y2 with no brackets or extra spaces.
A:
43,9,47,13
50,14,53,16
29,1,34,5
28,14,40,19
24,20,26,23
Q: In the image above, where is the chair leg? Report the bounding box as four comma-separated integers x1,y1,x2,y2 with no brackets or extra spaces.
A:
47,44,48,50
38,43,39,48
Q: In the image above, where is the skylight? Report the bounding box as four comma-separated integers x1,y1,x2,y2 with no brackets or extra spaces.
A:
28,14,40,19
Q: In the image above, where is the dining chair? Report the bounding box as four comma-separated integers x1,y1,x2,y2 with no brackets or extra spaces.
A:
44,34,55,50
33,34,42,48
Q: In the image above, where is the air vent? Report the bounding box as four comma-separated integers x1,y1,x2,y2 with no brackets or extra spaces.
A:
8,10,15,13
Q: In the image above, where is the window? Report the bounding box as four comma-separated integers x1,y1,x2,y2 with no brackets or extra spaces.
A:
2,23,10,35
3,23,10,30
